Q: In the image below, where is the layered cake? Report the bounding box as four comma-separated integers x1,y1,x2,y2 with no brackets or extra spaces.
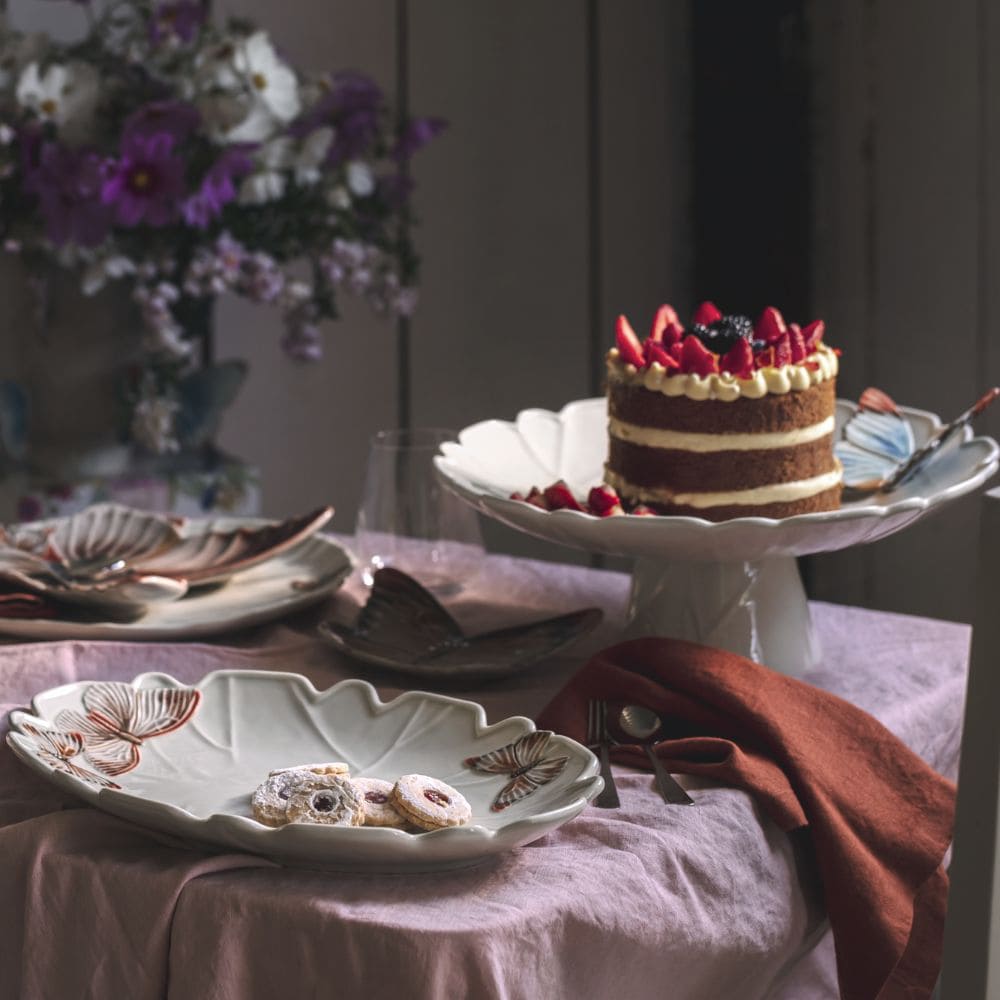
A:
604,301,842,520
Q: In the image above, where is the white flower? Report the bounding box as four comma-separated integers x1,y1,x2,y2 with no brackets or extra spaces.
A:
234,32,300,122
81,255,137,297
346,160,375,198
202,32,301,145
238,136,293,205
16,61,99,145
294,126,334,186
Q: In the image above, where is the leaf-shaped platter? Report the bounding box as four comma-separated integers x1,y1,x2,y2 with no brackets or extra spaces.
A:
0,514,353,640
6,672,603,872
434,396,999,563
318,567,603,679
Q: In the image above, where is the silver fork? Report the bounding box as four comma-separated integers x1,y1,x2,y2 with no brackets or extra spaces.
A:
587,698,620,809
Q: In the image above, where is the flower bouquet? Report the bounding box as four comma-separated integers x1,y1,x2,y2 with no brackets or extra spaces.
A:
0,1,444,459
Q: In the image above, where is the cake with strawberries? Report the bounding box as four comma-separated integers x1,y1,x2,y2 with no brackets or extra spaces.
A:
603,301,842,520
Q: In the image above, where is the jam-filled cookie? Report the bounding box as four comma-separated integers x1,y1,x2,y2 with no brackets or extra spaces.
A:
268,761,350,778
391,774,472,830
285,775,365,827
351,777,408,829
251,770,304,827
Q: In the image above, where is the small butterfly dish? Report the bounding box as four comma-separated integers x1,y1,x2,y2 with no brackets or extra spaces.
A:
835,386,1000,498
7,671,602,872
318,568,603,681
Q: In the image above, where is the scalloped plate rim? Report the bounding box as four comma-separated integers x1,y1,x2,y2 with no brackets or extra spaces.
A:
434,396,999,560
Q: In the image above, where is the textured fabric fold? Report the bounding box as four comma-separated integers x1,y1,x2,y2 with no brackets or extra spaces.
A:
0,809,275,1000
535,637,955,1000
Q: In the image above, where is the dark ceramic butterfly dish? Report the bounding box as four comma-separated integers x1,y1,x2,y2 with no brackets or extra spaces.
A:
318,568,603,680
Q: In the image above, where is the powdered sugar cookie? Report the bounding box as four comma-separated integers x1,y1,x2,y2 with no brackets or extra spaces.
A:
269,761,350,778
352,777,408,829
251,770,304,827
286,775,365,827
392,774,472,830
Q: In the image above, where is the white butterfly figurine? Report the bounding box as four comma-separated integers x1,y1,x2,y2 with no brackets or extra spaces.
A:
835,386,999,496
464,730,569,812
54,681,201,777
21,723,121,789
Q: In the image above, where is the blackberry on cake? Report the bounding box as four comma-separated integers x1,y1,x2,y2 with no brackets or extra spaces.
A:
603,301,842,521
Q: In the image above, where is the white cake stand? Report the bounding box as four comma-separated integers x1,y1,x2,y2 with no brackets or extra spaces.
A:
434,397,999,676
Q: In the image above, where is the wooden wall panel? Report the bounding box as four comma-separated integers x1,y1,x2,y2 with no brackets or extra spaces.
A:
406,0,592,563
597,1,692,366
808,0,993,622
216,0,398,534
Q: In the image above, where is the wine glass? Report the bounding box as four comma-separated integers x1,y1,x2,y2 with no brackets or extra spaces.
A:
354,428,485,595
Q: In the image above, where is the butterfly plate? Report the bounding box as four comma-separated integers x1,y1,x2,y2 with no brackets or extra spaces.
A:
7,671,602,872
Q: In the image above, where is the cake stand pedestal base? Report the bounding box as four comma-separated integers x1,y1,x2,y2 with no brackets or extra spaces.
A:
626,555,818,677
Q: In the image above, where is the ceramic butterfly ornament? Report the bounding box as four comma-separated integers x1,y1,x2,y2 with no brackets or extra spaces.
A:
836,386,1000,496
20,723,121,789
464,730,569,812
54,681,201,776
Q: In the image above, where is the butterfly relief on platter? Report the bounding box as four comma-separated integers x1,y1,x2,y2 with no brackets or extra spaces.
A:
54,681,201,777
464,730,569,812
21,723,121,789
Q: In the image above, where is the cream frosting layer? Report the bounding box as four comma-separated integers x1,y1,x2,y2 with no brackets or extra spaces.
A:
608,415,835,453
605,466,844,509
606,344,838,401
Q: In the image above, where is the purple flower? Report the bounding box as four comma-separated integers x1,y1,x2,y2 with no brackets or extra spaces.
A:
150,2,205,45
23,142,112,247
296,72,384,165
124,100,201,141
182,147,254,229
282,311,323,362
102,132,186,227
391,117,447,161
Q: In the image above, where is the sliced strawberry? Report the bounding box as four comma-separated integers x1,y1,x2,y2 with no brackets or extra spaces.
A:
649,304,679,342
773,332,792,367
754,345,775,369
756,306,787,343
801,319,825,354
719,338,754,379
788,323,807,363
615,314,645,367
668,341,684,364
525,486,549,509
509,491,526,501
543,480,584,512
645,340,680,370
662,321,685,347
680,334,719,376
692,301,723,325
630,504,657,516
587,485,623,517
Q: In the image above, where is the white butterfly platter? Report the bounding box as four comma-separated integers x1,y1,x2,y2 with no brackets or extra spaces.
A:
6,671,602,872
435,397,999,676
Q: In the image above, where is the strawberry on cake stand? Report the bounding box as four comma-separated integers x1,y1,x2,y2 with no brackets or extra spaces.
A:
435,305,999,678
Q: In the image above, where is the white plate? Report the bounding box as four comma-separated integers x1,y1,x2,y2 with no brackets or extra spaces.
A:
0,516,353,640
6,671,603,872
434,397,1000,562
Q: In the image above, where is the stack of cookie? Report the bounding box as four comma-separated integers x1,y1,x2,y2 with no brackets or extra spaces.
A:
250,763,472,832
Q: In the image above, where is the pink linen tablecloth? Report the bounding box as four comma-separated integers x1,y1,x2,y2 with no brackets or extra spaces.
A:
0,554,969,1000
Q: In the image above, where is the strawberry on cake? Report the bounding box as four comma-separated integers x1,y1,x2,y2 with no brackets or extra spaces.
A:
603,301,842,520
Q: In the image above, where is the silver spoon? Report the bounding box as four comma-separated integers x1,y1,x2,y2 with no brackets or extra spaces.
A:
618,705,694,806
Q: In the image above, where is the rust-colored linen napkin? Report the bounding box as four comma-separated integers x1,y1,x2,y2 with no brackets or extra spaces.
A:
535,637,954,1000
